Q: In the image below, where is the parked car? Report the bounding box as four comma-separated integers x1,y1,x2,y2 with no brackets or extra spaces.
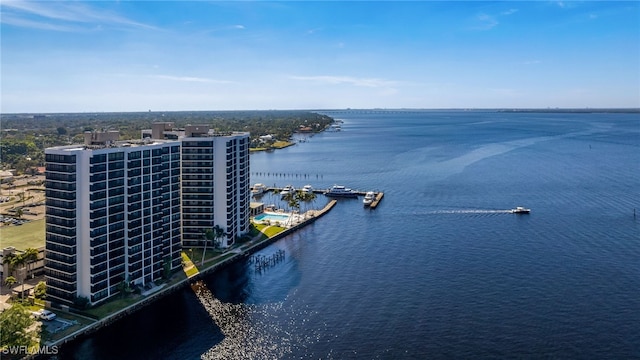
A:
38,310,57,321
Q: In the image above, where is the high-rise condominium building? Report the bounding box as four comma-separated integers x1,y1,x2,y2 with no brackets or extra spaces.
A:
44,133,182,306
180,126,250,248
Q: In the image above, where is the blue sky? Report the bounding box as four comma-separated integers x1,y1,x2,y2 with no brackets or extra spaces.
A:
1,1,639,112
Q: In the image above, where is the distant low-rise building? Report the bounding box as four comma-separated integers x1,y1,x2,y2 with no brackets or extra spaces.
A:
0,170,14,183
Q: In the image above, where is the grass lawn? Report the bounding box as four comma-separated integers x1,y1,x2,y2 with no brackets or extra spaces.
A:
272,141,294,149
184,248,220,265
0,218,45,250
254,223,286,237
83,294,143,319
250,141,294,152
181,251,200,277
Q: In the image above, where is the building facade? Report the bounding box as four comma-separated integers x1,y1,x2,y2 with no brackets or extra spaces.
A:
181,127,250,248
44,136,182,306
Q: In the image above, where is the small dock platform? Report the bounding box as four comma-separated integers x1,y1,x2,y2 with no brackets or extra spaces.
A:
369,192,384,209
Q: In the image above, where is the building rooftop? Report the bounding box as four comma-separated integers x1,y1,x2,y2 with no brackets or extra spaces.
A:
48,138,180,152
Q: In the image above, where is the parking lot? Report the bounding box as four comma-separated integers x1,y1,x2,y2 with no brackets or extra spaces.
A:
40,316,77,334
0,214,31,226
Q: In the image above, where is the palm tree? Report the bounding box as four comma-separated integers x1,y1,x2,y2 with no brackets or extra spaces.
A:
282,191,299,214
23,248,38,279
15,208,23,219
2,252,18,276
202,229,214,265
297,191,317,216
12,253,27,275
4,275,16,288
213,225,225,248
12,254,27,300
283,191,301,226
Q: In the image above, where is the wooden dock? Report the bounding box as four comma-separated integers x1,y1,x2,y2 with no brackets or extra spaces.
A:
369,192,384,209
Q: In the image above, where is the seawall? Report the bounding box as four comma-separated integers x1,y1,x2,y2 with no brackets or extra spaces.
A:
45,200,337,355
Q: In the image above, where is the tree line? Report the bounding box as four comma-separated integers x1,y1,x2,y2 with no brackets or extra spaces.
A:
0,110,334,174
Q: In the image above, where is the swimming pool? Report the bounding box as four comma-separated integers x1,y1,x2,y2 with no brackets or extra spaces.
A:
254,213,291,222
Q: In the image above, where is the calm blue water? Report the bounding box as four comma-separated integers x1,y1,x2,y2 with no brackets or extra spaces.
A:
60,110,640,359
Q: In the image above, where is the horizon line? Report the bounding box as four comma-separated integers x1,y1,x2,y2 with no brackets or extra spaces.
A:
3,107,640,115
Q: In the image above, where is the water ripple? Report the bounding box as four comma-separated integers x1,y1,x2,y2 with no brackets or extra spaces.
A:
193,282,323,359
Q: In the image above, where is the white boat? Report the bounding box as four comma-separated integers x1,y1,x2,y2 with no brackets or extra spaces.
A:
280,185,294,197
251,183,267,196
326,185,358,198
302,184,314,193
511,206,531,214
363,191,375,206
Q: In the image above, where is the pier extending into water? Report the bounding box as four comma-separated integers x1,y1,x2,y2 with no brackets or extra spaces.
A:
252,249,286,273
263,186,385,208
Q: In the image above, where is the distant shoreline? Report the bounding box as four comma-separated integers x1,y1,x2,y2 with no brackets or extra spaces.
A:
494,108,640,114
2,108,639,116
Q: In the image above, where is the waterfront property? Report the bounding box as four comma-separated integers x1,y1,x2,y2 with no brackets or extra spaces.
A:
43,125,251,306
178,126,251,248
44,132,183,306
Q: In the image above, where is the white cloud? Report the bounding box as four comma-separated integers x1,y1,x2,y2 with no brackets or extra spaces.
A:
472,8,518,31
0,1,158,31
0,13,77,32
149,75,233,84
290,75,398,88
475,13,499,30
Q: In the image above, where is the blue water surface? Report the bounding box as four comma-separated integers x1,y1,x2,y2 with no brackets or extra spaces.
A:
60,110,640,359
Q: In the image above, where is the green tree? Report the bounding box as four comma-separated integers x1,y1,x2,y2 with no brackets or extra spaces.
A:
162,256,172,280
283,191,300,224
56,127,67,135
117,277,132,298
4,275,16,288
297,190,317,215
23,248,38,279
2,253,18,276
0,303,36,349
9,254,28,300
213,225,225,249
73,296,90,310
33,281,46,299
202,229,214,265
15,208,24,219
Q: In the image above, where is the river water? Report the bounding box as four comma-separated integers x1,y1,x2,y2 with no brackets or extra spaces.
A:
59,110,639,359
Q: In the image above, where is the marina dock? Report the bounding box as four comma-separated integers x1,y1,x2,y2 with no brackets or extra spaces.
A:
261,186,384,209
369,192,384,209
